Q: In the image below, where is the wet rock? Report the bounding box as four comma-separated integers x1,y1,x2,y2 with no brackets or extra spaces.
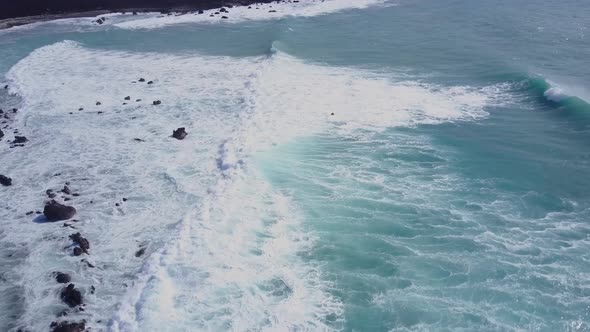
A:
78,108,83,111
133,138,145,142
60,284,83,307
135,247,146,257
198,10,204,14
0,128,3,139
269,10,277,13
124,96,130,100
69,233,90,253
222,16,228,19
13,136,27,144
172,127,187,140
61,186,72,195
122,198,128,202
72,193,80,197
115,203,120,207
0,174,12,186
138,78,145,82
96,102,101,106
44,201,76,221
330,112,335,115
152,100,161,105
3,85,7,89
135,99,142,102
220,7,227,12
147,80,153,84
50,321,85,332
90,286,95,294
26,211,34,215
81,259,95,268
55,272,71,284
73,247,83,256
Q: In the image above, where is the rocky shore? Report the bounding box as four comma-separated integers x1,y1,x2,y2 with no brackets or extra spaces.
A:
0,0,275,28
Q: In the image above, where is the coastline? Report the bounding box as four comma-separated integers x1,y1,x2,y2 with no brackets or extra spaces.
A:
0,1,273,30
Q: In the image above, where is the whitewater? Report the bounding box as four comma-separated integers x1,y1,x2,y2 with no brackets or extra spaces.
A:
1,0,590,331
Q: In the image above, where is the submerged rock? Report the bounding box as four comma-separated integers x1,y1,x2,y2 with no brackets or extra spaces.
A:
60,284,83,307
55,272,71,284
172,127,187,140
0,174,12,186
69,233,90,252
44,201,76,221
135,247,146,257
13,136,27,144
50,321,86,332
73,247,83,256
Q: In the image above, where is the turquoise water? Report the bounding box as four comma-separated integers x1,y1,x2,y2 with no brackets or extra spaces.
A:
1,0,589,331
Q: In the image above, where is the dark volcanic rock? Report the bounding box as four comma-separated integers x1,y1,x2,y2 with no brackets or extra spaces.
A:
50,321,86,332
73,247,83,256
69,233,90,252
135,247,146,257
124,96,131,100
221,16,228,19
13,136,27,144
152,100,161,105
0,174,12,186
172,127,187,140
61,185,72,195
44,201,76,221
55,272,71,283
60,284,83,307
138,78,145,82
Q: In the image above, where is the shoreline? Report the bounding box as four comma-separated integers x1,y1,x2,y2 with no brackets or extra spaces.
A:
0,1,273,30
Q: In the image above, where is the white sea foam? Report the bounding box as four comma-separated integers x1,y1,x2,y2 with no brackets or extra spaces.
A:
114,0,386,30
2,40,503,331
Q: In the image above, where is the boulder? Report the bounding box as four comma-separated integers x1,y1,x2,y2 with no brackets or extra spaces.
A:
0,174,12,186
44,201,76,221
96,102,101,106
138,78,145,82
152,100,161,105
50,321,86,332
124,96,130,100
55,272,71,284
172,127,187,140
220,7,227,12
60,284,83,307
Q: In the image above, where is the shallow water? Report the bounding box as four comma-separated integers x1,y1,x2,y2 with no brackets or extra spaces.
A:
0,0,589,331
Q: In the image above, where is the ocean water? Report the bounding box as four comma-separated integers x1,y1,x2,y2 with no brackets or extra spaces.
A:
0,0,589,331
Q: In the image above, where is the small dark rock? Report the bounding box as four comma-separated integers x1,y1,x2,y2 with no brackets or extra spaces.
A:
138,78,145,82
13,136,27,144
64,197,71,201
47,189,57,198
61,284,83,307
62,186,72,195
26,211,34,215
220,7,227,12
172,127,187,140
124,96,130,100
147,81,153,84
222,16,228,19
50,320,85,332
81,259,95,268
55,272,71,283
0,129,3,140
97,111,103,114
3,85,7,89
122,197,128,202
69,233,90,252
330,112,335,115
90,286,95,294
198,10,204,14
78,108,83,111
44,200,76,221
0,174,12,186
36,211,42,214
115,203,120,207
152,100,161,105
73,247,83,256
72,193,80,197
135,247,146,257
269,10,277,13
96,102,101,106
136,99,142,102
